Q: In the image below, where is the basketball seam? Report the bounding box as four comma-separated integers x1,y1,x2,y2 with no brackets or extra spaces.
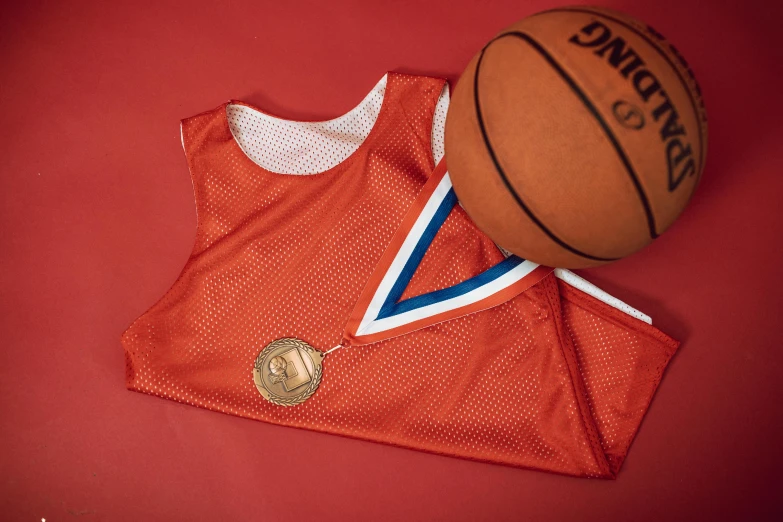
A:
473,32,658,261
548,6,706,183
473,40,620,262
505,31,659,239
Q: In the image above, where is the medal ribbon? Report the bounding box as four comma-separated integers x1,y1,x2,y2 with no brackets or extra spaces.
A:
340,160,553,347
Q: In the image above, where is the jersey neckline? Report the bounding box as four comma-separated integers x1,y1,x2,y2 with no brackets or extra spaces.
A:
222,73,392,178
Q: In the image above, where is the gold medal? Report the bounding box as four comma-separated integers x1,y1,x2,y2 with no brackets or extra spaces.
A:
253,338,325,406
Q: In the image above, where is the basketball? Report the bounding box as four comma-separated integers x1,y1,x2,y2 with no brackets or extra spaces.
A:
269,356,287,375
445,6,708,268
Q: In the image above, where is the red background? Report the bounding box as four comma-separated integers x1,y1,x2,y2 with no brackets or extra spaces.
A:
2,0,781,520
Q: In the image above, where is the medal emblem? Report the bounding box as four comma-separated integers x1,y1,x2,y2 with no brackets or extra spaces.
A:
253,338,324,406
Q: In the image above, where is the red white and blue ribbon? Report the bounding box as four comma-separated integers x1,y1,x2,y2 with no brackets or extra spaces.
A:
343,161,552,346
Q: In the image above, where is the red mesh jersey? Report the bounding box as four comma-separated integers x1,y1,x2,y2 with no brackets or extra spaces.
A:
122,72,678,478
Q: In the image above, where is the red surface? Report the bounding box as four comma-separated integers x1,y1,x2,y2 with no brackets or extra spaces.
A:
1,0,781,520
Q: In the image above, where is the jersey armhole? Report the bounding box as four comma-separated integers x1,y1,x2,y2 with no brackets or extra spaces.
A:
178,117,209,257
431,82,449,165
120,119,206,360
180,122,200,233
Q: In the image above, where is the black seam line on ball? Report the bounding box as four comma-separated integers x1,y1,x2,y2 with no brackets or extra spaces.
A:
493,31,658,240
549,6,705,182
473,42,621,262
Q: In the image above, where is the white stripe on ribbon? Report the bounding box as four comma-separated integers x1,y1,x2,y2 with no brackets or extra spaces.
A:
357,259,539,335
356,173,454,334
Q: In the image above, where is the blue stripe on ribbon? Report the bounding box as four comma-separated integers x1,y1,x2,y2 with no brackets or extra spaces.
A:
378,255,524,318
374,184,526,321
377,188,458,319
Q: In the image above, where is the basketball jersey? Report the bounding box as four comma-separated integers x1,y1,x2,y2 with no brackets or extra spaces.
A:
122,72,678,478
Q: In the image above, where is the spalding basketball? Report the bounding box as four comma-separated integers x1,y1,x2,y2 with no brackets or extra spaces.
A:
445,6,708,268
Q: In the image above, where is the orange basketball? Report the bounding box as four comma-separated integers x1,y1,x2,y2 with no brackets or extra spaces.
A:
445,6,708,268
